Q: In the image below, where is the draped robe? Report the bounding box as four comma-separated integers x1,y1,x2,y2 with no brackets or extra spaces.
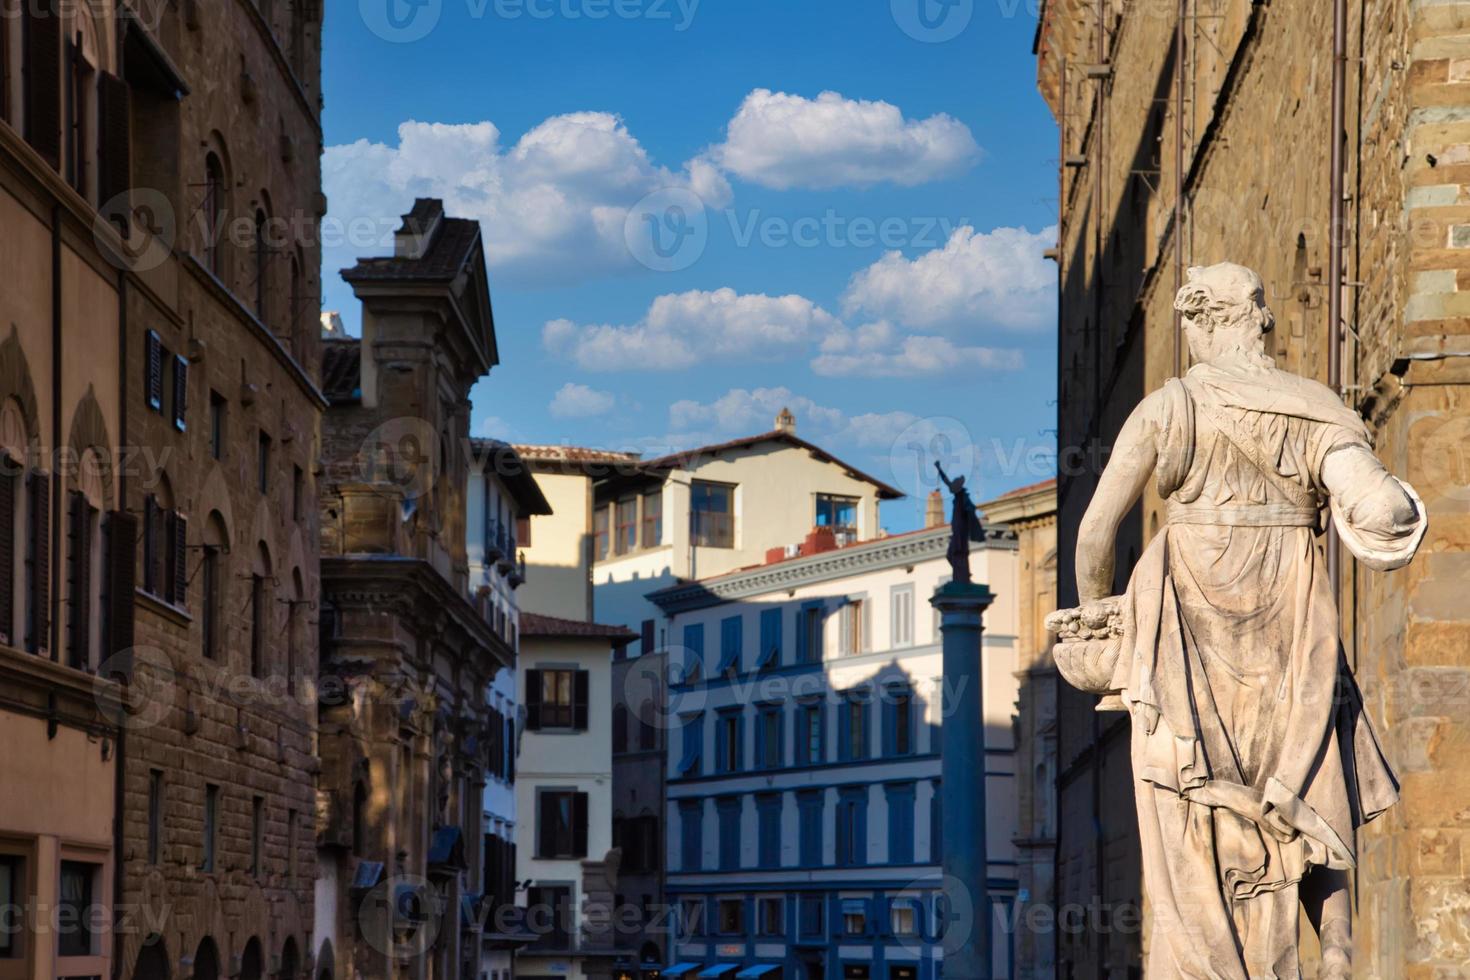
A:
1114,363,1425,978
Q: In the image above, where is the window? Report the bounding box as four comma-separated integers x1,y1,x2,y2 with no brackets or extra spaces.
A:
841,899,869,937
209,391,226,459
170,354,188,431
0,855,21,957
254,209,271,322
250,574,265,678
203,783,219,872
536,790,588,859
885,687,915,757
292,464,304,522
890,900,920,937
614,498,637,555
797,601,824,663
65,490,98,670
840,598,867,655
203,153,225,275
815,493,859,543
891,584,915,648
200,545,220,659
716,898,744,935
930,779,942,863
841,691,870,761
799,894,824,939
678,712,703,777
526,668,588,731
257,430,271,494
679,897,705,939
141,494,185,607
640,619,656,656
24,471,49,654
612,703,628,754
886,783,916,864
757,607,781,670
796,701,824,766
251,795,264,877
147,770,164,865
57,861,98,957
288,808,298,881
527,886,572,949
680,623,704,684
690,480,734,548
758,896,784,936
516,515,532,548
756,793,781,868
836,787,869,867
717,615,742,674
593,505,609,561
715,709,742,774
638,699,658,751
641,490,662,547
797,790,823,867
717,797,741,870
678,799,703,871
755,703,783,770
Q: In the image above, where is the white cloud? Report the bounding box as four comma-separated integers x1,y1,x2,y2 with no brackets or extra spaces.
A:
842,225,1058,330
813,324,1023,377
706,89,981,190
323,114,728,287
549,383,617,419
669,387,847,436
543,288,842,371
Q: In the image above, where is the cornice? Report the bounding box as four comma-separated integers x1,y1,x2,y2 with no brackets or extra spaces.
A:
650,526,1017,614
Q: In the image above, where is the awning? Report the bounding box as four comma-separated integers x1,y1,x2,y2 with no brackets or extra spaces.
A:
736,966,781,979
698,966,739,979
660,964,701,977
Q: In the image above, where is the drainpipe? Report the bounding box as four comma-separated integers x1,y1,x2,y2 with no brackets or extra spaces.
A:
1326,0,1347,599
1173,0,1187,376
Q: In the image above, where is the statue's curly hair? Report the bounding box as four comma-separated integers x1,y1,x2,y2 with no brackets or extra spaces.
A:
1173,263,1276,368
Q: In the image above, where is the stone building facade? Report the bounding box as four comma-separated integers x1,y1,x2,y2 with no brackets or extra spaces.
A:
1035,0,1470,973
611,646,669,976
315,199,509,980
978,481,1058,980
0,1,327,978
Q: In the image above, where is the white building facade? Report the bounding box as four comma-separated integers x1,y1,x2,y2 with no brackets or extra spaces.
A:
649,526,1022,980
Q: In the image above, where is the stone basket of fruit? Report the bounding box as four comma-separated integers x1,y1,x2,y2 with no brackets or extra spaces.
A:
1045,597,1127,712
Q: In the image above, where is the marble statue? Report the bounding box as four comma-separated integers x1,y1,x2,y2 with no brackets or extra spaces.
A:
936,462,986,583
1049,263,1426,978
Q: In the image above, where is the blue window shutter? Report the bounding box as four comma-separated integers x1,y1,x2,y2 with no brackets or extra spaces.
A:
683,623,704,681
718,797,741,870
680,800,703,870
758,607,781,669
678,714,703,776
886,783,916,864
930,779,943,863
798,792,822,867
718,615,742,674
882,694,895,757
757,794,781,868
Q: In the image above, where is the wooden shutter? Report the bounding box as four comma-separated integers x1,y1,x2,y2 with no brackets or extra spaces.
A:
172,355,188,431
572,669,589,731
144,331,163,411
571,792,589,857
23,0,61,168
170,512,187,607
97,72,130,215
0,470,15,645
28,472,49,654
104,511,135,656
66,492,90,668
140,495,156,595
523,669,542,731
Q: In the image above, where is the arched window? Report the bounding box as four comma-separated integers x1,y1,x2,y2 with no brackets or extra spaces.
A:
142,474,185,608
250,543,272,679
278,938,300,980
132,936,171,980
192,938,220,980
289,251,303,355
201,512,228,660
239,937,263,980
637,699,658,751
0,398,30,650
203,153,225,276
65,449,105,671
254,208,271,324
287,567,304,695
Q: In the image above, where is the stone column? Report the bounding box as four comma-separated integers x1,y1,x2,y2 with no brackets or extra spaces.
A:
932,579,996,980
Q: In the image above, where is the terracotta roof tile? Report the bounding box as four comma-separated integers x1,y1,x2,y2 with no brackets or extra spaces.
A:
519,612,636,641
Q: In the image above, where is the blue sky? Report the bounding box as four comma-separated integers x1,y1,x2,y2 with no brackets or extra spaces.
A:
322,0,1059,531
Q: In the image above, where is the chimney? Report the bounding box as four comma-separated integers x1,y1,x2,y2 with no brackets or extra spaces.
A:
926,490,945,528
320,311,345,337
802,526,838,556
395,198,445,260
775,407,797,434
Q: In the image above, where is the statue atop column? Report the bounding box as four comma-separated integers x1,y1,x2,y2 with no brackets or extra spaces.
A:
936,462,986,583
1048,262,1427,977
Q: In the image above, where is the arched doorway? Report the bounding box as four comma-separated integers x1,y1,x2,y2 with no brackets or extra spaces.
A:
193,938,221,980
315,939,334,980
132,936,170,980
278,937,300,980
239,937,264,980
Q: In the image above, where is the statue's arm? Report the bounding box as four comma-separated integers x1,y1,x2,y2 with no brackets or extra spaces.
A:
1321,444,1426,571
1076,394,1162,604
